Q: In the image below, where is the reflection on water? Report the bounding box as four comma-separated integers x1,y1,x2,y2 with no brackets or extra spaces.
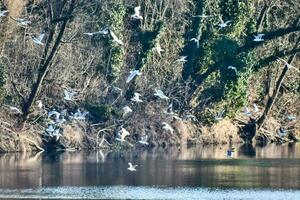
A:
0,144,300,191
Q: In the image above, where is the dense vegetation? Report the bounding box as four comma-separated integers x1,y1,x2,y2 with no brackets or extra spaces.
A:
0,0,299,152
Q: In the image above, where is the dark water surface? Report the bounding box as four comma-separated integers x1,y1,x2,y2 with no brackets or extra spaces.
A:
0,143,300,199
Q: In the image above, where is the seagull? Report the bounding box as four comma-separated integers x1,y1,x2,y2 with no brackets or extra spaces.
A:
70,109,88,120
127,162,138,171
253,103,259,113
215,109,225,121
131,92,143,103
16,18,31,26
175,56,187,63
131,6,143,20
4,105,23,114
277,127,287,138
218,16,231,28
36,100,43,109
228,66,237,73
162,122,174,134
277,57,300,73
126,70,142,83
122,106,133,117
192,14,214,18
286,115,296,121
32,32,45,45
48,109,60,119
64,89,77,101
109,29,123,45
154,89,169,100
0,10,8,17
243,107,252,116
84,28,109,36
253,34,265,42
139,135,149,145
46,125,55,134
190,38,200,48
116,127,130,142
154,43,164,56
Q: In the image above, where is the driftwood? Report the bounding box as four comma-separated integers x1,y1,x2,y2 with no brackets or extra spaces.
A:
20,136,45,152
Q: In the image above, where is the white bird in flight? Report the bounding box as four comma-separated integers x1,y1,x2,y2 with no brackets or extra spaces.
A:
16,18,31,26
215,109,225,121
48,109,60,120
228,66,237,73
32,32,45,45
277,57,300,73
0,10,8,17
84,27,109,36
64,89,77,101
253,103,259,113
243,107,252,116
139,135,149,145
116,127,130,142
131,6,143,20
253,34,265,42
154,89,169,100
109,29,123,45
192,14,214,18
190,38,200,48
122,106,133,117
218,16,231,28
126,70,142,83
162,122,174,134
127,162,138,171
175,56,187,63
154,43,164,56
131,92,143,103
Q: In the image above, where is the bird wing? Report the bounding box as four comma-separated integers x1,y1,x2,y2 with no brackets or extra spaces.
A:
126,72,136,83
110,30,123,45
128,162,133,168
38,33,45,41
218,15,224,23
134,6,141,15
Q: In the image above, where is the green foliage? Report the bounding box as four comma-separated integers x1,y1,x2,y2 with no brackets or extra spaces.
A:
85,103,112,121
103,0,126,82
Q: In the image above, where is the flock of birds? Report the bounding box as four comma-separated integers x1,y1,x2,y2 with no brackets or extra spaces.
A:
0,5,299,169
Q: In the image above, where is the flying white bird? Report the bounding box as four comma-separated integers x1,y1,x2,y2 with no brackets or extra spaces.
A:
36,100,43,109
116,127,130,142
162,122,174,134
277,57,300,73
228,66,237,73
154,43,164,56
286,115,296,121
32,32,45,45
243,107,252,116
131,6,143,20
192,14,214,18
127,162,138,171
218,16,231,28
16,18,31,26
48,109,60,120
122,106,133,117
190,38,200,48
83,31,101,36
109,29,123,45
175,56,187,63
0,10,8,17
84,28,109,36
277,128,287,138
4,105,23,114
139,135,149,145
253,34,265,42
126,70,142,83
131,92,143,103
154,89,169,100
70,109,88,120
253,103,259,113
64,89,77,101
46,125,55,134
215,109,225,121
